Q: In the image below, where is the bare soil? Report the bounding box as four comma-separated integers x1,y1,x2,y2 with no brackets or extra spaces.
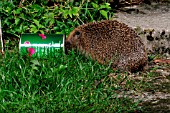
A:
116,2,170,31
115,2,170,113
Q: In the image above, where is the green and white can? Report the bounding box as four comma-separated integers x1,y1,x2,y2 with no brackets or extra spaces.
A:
19,34,65,57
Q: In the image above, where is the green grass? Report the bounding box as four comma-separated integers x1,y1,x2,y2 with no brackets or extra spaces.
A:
0,48,146,113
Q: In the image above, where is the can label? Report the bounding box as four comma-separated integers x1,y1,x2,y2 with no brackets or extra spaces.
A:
19,34,65,57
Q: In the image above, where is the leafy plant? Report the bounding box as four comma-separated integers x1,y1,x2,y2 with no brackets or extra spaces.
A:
91,2,113,19
0,0,114,39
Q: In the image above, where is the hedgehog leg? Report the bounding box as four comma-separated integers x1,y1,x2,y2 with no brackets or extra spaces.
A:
116,58,130,72
117,53,147,72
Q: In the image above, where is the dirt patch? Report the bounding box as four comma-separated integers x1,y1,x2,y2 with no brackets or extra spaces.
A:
114,3,170,112
110,62,170,112
116,3,170,31
115,3,170,59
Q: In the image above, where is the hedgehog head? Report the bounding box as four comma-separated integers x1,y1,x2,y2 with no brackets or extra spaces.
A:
65,28,85,53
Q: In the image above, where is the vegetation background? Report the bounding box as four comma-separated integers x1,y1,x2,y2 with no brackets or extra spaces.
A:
0,0,169,112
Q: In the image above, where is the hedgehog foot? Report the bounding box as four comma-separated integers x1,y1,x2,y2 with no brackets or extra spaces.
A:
116,53,147,72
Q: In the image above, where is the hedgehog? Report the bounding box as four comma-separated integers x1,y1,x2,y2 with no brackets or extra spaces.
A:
65,20,148,72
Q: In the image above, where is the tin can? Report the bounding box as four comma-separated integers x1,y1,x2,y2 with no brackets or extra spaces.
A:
19,34,65,57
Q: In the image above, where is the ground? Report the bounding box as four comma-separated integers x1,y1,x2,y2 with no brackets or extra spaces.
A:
116,2,170,31
115,2,170,112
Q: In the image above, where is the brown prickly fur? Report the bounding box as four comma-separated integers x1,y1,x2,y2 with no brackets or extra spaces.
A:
65,20,148,72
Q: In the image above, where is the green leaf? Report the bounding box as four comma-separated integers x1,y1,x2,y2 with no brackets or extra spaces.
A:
13,8,22,14
55,31,63,34
39,30,44,34
49,19,54,26
30,25,38,33
71,7,80,16
33,19,40,27
100,10,108,19
20,13,25,20
31,65,39,71
99,3,111,9
63,10,69,19
30,24,36,28
92,3,98,9
15,18,20,25
19,24,28,33
59,64,67,70
49,12,54,18
23,26,28,31
39,24,45,28
68,10,73,18
54,26,59,31
30,59,40,66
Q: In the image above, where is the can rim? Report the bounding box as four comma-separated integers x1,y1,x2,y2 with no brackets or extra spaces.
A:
63,34,65,53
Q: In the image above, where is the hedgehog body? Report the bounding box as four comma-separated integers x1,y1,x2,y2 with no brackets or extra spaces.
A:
65,20,147,72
